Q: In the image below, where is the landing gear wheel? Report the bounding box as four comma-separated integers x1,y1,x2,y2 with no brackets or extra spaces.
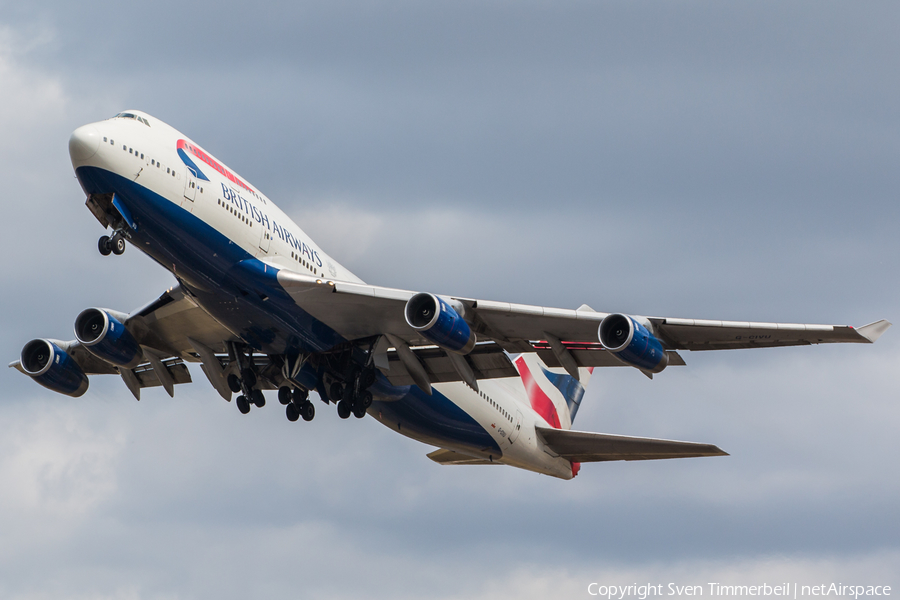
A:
98,235,112,256
227,374,242,393
292,388,309,404
286,402,300,422
358,390,373,410
241,368,257,389
111,234,126,255
352,403,367,419
236,395,251,414
329,382,343,403
278,386,293,405
250,389,265,408
300,401,315,422
337,400,351,419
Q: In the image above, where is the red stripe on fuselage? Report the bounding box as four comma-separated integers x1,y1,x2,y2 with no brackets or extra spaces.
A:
177,139,256,195
514,356,561,429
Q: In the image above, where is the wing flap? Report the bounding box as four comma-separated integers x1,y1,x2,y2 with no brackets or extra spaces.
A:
536,426,728,462
130,357,192,389
532,343,686,368
379,341,519,387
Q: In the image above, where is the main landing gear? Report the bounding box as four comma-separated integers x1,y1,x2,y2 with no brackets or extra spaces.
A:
98,232,126,256
331,368,375,420
228,369,266,414
227,344,266,415
279,386,315,422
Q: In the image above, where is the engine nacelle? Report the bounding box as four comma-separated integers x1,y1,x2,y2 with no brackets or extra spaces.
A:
598,313,668,374
404,292,476,354
74,308,143,368
20,339,89,397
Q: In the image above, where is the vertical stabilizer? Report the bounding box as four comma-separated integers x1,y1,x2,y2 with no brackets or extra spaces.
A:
512,354,593,430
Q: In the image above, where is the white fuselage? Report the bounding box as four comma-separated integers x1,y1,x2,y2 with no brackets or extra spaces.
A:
70,110,580,480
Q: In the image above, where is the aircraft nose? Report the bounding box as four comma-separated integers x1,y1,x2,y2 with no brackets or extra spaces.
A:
69,125,101,162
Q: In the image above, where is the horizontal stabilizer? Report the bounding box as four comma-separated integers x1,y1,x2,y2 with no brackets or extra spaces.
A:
426,448,499,466
536,426,728,462
857,319,891,343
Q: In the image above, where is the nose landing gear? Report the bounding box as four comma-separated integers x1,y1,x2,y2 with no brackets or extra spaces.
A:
98,232,126,256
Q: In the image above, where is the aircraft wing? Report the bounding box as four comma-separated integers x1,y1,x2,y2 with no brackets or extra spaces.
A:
276,270,889,353
535,426,728,462
10,284,238,400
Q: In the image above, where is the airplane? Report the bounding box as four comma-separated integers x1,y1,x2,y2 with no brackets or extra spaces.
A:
9,110,891,480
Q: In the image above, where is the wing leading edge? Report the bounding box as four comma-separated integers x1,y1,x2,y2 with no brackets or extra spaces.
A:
535,426,728,462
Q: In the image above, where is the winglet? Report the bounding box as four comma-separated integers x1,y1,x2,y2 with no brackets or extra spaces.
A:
857,320,891,343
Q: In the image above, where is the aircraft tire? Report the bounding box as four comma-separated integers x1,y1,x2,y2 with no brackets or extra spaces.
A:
359,390,373,410
337,400,351,419
98,235,112,256
300,401,315,422
352,403,366,419
251,389,265,408
278,386,292,405
227,374,242,393
236,395,251,414
286,402,300,422
111,235,126,255
292,388,309,404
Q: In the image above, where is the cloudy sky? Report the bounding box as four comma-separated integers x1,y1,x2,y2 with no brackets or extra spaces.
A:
1,1,898,598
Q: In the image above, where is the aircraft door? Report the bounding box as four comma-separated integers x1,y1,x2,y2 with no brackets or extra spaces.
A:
258,227,272,254
182,167,197,209
510,410,523,443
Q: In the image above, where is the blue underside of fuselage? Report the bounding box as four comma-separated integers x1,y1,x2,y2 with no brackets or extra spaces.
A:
370,380,501,454
76,165,345,354
74,166,500,456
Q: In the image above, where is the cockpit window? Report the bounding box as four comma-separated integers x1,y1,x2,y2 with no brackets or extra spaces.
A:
113,113,150,126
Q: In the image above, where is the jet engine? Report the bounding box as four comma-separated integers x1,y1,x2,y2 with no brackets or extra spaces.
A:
598,313,669,374
74,308,143,368
20,339,89,397
404,293,476,354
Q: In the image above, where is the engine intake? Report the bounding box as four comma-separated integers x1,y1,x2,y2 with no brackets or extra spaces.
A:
598,313,668,374
74,308,143,368
404,293,476,354
20,339,89,397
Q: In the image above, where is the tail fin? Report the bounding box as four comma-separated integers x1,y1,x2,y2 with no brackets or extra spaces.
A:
512,353,593,430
